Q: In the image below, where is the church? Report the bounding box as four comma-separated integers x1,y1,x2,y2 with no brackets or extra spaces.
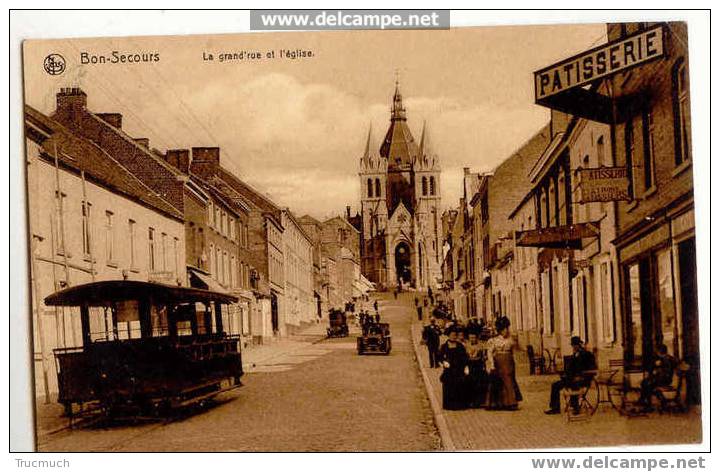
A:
358,82,442,290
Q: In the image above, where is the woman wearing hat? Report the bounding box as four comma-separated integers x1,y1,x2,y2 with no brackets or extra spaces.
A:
486,316,522,410
438,327,470,410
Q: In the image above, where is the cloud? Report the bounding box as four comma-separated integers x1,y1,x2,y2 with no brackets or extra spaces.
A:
172,73,549,218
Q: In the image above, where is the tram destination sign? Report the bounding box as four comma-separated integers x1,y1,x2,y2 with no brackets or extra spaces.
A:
534,25,665,101
578,166,631,203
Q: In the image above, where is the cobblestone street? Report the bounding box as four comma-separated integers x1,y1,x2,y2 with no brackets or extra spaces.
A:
36,294,440,452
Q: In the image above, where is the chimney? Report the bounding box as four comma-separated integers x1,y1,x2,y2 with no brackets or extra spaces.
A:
191,147,221,178
134,138,150,148
346,206,351,220
96,113,123,129
463,167,470,175
56,87,87,122
166,149,190,174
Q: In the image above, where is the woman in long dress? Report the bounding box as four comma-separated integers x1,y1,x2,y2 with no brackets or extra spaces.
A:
438,328,469,410
486,316,522,410
464,330,488,408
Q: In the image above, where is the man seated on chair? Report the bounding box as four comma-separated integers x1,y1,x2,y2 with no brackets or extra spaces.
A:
545,336,597,415
639,343,677,412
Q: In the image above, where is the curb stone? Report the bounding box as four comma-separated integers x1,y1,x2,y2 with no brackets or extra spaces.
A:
410,323,456,451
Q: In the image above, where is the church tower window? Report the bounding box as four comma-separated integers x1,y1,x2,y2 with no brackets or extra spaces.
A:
375,178,381,197
422,176,428,196
430,176,436,196
367,178,373,198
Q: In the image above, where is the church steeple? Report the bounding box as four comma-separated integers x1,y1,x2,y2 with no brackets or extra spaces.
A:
391,77,407,121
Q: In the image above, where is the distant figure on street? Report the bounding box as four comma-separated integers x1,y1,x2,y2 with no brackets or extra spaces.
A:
544,336,596,415
373,300,379,313
422,318,442,368
393,287,398,299
427,286,434,305
438,327,469,410
487,316,522,410
417,305,423,321
414,296,419,307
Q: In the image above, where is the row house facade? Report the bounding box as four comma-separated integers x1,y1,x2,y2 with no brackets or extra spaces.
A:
190,154,286,342
25,105,186,400
281,209,315,334
51,89,255,346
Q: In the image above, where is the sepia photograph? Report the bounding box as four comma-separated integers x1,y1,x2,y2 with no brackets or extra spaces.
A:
11,10,708,456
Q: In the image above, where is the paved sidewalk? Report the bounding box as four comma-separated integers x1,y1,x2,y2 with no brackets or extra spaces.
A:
411,322,702,451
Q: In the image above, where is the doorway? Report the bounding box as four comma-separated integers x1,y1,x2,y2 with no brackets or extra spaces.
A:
395,242,412,286
678,237,700,405
271,292,279,334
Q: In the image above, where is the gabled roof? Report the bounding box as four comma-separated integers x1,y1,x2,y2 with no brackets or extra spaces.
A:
25,105,183,221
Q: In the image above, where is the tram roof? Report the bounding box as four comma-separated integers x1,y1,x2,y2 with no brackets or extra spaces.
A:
44,280,239,307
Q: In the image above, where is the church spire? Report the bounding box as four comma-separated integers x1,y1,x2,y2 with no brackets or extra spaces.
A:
363,122,373,159
419,120,427,155
391,73,407,121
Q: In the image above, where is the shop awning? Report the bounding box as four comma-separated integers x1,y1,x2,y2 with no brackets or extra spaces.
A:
515,222,600,249
189,268,231,295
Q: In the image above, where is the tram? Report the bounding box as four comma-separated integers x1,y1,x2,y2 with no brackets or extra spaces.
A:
44,280,244,420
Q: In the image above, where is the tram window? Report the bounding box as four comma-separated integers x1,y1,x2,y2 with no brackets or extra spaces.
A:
177,320,193,336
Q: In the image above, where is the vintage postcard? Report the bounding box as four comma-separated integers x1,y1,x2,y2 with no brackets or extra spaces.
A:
20,15,702,452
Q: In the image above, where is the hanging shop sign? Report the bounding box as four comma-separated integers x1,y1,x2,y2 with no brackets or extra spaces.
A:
515,223,600,249
534,25,665,101
577,166,631,203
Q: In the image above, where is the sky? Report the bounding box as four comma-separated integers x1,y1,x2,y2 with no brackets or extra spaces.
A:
23,24,606,220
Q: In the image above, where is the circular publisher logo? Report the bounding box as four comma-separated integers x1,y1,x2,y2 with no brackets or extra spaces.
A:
43,54,66,75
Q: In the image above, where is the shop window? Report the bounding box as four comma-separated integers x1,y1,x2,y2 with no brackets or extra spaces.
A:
656,248,678,356
627,263,644,361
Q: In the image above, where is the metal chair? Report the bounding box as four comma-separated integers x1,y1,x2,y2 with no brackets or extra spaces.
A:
561,370,599,422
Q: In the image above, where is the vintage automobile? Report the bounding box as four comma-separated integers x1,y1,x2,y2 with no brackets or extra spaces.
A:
326,309,349,338
44,280,244,421
357,322,391,355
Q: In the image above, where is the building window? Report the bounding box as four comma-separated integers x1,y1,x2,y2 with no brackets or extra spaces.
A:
209,243,215,277
422,176,428,196
148,227,156,271
642,110,657,191
600,261,616,342
215,206,221,230
674,60,691,165
161,232,168,271
82,201,92,257
105,211,115,263
207,202,214,227
596,135,606,166
173,237,179,277
429,176,436,196
128,219,137,269
53,191,67,256
367,178,373,198
625,119,636,198
229,217,235,240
